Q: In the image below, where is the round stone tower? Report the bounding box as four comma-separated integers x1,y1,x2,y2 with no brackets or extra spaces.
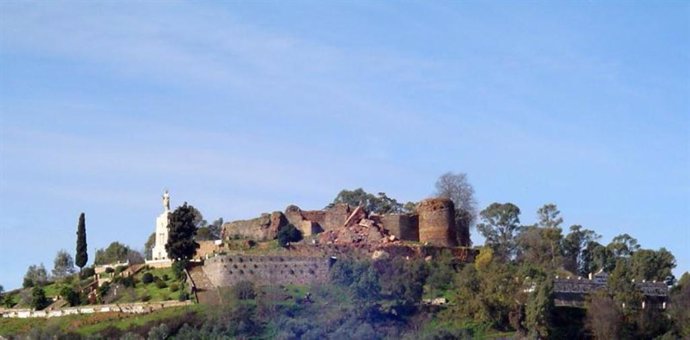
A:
418,198,457,247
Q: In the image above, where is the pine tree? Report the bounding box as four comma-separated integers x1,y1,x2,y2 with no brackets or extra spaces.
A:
75,213,88,272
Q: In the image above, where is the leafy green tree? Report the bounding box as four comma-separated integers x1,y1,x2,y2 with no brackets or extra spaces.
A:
197,217,224,241
277,224,303,247
607,233,640,258
516,226,563,270
536,203,563,229
669,272,690,337
94,242,131,265
525,276,554,338
59,286,80,306
588,242,616,273
144,232,155,260
165,202,200,261
476,202,521,261
75,212,88,272
629,248,676,282
608,258,643,312
327,188,404,214
31,286,50,310
435,172,477,246
23,264,48,288
450,260,519,330
562,225,600,275
376,257,428,310
52,250,75,279
426,250,455,295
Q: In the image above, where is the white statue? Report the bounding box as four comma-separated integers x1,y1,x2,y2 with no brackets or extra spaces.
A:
162,190,170,212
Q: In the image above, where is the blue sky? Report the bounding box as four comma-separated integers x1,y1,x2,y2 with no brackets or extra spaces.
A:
0,1,688,290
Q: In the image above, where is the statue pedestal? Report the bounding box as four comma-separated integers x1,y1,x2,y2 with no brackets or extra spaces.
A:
146,210,172,267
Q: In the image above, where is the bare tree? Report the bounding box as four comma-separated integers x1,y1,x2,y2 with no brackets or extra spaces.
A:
435,172,477,246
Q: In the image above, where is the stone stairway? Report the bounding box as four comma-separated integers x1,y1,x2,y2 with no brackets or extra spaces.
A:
188,264,221,305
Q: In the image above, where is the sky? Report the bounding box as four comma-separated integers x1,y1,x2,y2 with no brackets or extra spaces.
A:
0,1,688,290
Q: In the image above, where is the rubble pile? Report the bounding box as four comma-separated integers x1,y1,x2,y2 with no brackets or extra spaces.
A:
318,206,399,245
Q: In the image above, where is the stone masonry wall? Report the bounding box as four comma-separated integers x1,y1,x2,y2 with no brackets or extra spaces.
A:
284,204,351,233
380,214,419,241
222,212,287,241
418,198,457,247
202,255,330,287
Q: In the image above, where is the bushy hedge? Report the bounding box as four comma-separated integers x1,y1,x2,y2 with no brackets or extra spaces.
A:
142,272,154,284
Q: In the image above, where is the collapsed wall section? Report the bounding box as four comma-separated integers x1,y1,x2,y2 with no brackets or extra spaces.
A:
202,255,330,287
284,204,351,234
380,214,419,241
418,198,457,247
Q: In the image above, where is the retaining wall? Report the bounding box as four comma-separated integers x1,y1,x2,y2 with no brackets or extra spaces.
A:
202,255,330,287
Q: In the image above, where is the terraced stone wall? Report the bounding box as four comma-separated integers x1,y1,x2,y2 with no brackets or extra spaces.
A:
202,255,330,287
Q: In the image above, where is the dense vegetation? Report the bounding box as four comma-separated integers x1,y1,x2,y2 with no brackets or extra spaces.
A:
1,175,687,339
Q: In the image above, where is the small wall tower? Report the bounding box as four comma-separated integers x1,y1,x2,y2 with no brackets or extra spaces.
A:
418,198,457,247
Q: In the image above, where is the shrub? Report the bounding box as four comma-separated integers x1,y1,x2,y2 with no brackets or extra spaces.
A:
233,280,257,300
60,286,81,306
105,267,115,274
155,279,168,289
142,273,154,284
141,294,151,302
98,282,111,299
172,260,188,281
277,224,303,247
121,276,135,288
162,274,170,281
80,267,95,279
178,291,189,301
170,283,180,292
31,287,50,310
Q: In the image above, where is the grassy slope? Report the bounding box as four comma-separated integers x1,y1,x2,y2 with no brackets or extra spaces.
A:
0,305,203,336
128,267,180,302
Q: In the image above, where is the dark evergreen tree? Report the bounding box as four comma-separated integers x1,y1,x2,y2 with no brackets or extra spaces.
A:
165,202,200,261
75,212,88,272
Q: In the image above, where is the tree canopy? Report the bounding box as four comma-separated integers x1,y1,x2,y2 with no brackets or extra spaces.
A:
327,188,407,214
476,202,521,261
52,250,75,279
165,202,200,261
94,242,132,265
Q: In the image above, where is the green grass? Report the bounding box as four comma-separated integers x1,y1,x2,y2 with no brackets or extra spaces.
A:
76,305,204,335
0,305,205,336
128,267,182,302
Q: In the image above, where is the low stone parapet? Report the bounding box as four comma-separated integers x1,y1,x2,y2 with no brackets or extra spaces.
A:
0,300,193,319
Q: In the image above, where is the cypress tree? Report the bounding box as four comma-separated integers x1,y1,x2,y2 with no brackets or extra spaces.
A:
75,212,88,272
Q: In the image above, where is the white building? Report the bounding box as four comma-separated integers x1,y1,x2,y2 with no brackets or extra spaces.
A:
146,190,172,267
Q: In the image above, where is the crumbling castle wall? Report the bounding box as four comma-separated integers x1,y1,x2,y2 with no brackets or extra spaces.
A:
380,214,419,241
202,255,330,287
418,198,457,247
284,204,351,235
222,211,288,241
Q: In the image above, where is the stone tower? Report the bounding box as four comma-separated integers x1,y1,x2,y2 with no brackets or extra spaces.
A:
418,198,457,247
150,190,172,262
